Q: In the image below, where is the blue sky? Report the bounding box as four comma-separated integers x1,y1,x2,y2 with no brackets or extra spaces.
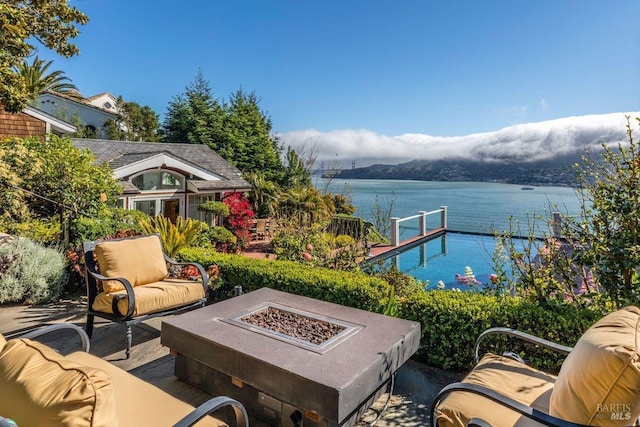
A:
36,1,640,165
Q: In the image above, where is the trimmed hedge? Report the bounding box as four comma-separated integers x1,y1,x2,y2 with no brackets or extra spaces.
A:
179,247,607,372
400,291,605,372
179,247,391,313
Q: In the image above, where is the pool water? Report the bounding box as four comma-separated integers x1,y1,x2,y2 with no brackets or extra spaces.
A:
379,232,535,290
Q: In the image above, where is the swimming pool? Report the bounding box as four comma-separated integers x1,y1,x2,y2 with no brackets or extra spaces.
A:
375,232,535,290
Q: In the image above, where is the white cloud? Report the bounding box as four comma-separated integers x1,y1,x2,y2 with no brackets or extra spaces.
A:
278,112,638,168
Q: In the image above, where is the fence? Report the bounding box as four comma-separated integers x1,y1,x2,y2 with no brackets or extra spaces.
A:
390,206,447,246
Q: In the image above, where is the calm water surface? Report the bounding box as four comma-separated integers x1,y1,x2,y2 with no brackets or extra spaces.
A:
318,178,582,237
316,179,582,286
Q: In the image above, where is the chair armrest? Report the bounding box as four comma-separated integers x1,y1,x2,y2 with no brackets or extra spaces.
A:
20,323,90,353
430,382,589,427
163,255,210,289
86,270,136,318
173,396,248,427
474,327,573,364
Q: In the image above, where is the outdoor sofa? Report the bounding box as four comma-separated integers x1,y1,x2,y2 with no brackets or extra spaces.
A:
0,323,248,426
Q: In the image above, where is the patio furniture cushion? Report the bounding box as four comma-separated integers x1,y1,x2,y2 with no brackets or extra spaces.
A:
95,235,168,292
550,305,640,426
92,279,206,316
66,351,225,426
0,338,117,427
435,353,555,427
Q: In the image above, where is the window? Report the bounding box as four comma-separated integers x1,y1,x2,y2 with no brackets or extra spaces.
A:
131,171,183,191
103,101,112,109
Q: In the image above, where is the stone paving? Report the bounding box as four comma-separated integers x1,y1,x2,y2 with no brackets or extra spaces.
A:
0,298,462,427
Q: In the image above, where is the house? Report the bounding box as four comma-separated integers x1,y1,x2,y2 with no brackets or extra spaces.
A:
72,139,252,223
83,92,120,114
36,90,118,138
0,104,77,139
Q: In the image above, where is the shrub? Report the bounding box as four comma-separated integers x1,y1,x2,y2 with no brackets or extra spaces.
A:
0,237,67,304
71,209,146,245
400,291,605,371
1,218,61,244
139,215,203,258
178,247,391,311
207,226,237,252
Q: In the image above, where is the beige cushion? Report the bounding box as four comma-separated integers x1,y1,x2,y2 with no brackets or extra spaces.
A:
550,305,640,426
0,333,5,352
67,351,225,427
92,279,205,316
435,353,555,427
0,338,118,427
95,235,168,292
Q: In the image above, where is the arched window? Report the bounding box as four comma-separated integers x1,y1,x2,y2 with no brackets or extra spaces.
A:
131,171,183,191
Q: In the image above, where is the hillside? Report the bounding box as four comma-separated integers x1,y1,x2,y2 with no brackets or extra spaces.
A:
331,154,581,186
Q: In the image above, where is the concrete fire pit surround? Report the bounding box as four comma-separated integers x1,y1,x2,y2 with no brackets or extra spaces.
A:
161,287,421,427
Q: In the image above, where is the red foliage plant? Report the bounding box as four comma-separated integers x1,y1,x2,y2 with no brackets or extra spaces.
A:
222,192,254,246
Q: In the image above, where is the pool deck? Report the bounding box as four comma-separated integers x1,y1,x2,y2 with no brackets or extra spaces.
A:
368,228,446,260
244,227,447,261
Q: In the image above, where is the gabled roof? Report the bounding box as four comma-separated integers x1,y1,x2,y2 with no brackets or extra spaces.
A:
85,92,118,102
72,139,252,191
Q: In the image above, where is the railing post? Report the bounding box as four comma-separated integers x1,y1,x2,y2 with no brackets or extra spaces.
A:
391,217,400,246
419,211,427,235
440,206,448,229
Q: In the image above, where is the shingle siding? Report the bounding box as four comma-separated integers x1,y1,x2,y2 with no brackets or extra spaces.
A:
0,105,46,139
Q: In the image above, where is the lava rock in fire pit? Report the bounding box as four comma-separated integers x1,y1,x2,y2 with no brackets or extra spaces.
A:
241,307,346,345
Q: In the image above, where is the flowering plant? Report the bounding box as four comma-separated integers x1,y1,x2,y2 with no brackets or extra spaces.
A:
180,265,201,280
206,264,223,289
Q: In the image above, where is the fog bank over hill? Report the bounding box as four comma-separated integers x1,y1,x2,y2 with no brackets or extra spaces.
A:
280,112,640,169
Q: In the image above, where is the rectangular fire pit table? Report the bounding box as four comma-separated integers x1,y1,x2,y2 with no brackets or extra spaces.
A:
161,287,420,427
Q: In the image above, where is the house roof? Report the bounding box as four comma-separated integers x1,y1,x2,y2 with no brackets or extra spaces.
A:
72,139,252,192
85,92,118,102
23,106,77,134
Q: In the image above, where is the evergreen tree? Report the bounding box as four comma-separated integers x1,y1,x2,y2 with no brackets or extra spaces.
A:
221,88,284,181
104,96,160,141
162,70,223,145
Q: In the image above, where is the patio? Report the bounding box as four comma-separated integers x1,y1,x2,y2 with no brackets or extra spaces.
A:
0,296,461,426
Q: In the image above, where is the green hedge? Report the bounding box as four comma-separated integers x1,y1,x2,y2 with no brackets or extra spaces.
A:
400,291,605,371
179,247,391,313
179,247,607,372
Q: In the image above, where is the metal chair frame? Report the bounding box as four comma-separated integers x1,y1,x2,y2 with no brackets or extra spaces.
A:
82,234,209,358
430,327,589,427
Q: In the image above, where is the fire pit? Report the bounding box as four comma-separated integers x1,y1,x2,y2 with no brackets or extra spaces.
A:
227,302,362,353
161,288,420,427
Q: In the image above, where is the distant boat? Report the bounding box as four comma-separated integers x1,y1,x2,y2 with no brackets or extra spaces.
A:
521,187,535,190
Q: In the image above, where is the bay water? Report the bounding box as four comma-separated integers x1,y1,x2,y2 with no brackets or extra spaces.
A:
316,179,584,287
317,178,583,237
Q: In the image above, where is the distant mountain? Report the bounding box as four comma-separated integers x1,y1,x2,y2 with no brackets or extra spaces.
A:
331,154,581,186
301,112,640,186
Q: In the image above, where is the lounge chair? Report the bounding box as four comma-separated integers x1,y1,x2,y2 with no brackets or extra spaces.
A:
431,306,640,426
0,323,248,426
83,234,209,358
